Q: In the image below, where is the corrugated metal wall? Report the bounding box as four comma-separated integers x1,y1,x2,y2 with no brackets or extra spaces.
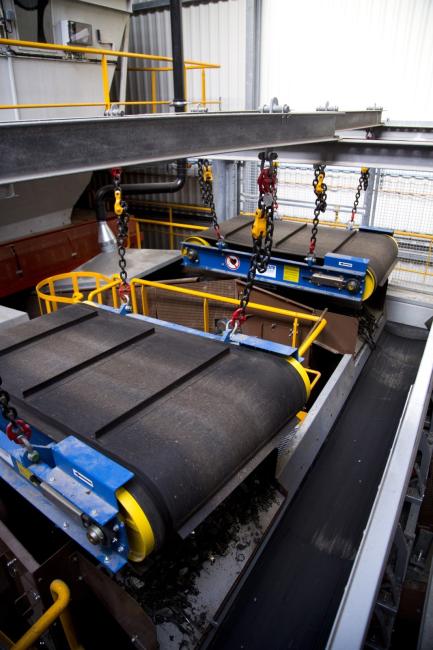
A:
260,0,433,120
128,0,247,112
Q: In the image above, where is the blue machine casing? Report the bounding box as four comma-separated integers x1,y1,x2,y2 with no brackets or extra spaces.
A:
182,243,370,302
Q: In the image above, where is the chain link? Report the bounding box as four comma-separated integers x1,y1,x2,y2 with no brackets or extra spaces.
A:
0,377,18,427
111,169,130,298
350,167,370,227
229,152,278,330
307,164,327,262
0,376,37,458
197,159,223,242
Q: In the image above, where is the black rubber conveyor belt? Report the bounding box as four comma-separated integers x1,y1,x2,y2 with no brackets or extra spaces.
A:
0,303,308,554
206,324,426,649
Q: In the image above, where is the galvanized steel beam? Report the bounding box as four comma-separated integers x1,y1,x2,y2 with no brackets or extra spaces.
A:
214,138,433,171
0,110,381,184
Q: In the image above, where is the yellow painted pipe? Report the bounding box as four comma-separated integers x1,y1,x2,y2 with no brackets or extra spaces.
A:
298,318,327,357
11,580,81,650
101,54,111,111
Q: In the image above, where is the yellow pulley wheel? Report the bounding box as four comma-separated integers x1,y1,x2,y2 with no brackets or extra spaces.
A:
362,269,376,301
116,487,155,562
287,357,311,402
184,236,211,247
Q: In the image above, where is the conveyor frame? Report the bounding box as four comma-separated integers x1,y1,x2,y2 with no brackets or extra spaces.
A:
327,323,433,650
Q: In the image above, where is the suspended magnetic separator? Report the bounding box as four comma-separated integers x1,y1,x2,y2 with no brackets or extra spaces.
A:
182,216,398,304
0,302,313,571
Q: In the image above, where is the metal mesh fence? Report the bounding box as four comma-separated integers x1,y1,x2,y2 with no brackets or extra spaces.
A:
240,163,433,294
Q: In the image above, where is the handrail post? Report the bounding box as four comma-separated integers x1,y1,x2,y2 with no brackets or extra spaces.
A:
151,70,157,113
101,55,111,112
201,68,206,106
203,298,210,332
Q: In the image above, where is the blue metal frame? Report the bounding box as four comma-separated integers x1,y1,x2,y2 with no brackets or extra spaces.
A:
0,417,132,573
182,243,370,303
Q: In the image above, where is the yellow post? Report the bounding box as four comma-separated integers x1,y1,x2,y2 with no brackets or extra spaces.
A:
168,207,175,250
11,580,81,650
140,286,149,316
201,68,206,106
151,71,157,113
112,285,119,309
183,66,188,111
298,319,327,357
48,279,57,312
292,317,299,348
101,55,111,111
135,220,142,249
203,298,210,332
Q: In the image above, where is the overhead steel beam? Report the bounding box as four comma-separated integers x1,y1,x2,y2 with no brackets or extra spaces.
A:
0,110,382,184
212,138,433,171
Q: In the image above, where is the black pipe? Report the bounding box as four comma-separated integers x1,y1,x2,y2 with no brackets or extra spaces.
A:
95,161,186,222
170,0,186,113
96,0,188,225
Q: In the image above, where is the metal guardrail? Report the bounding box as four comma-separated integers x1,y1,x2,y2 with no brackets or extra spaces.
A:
0,37,220,112
326,324,433,650
36,271,118,314
85,276,326,356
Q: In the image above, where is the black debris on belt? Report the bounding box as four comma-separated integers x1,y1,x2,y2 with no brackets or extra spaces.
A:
118,465,281,648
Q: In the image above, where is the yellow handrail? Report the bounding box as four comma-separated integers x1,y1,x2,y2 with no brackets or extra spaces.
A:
12,580,81,650
0,37,220,112
0,37,220,67
85,277,326,356
36,271,117,315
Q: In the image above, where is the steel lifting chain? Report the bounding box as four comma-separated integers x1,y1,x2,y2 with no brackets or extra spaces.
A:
306,164,327,264
197,159,224,243
111,168,131,305
349,166,370,228
0,376,39,461
229,151,278,331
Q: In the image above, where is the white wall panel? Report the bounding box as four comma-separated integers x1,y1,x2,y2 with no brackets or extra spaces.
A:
260,0,433,121
128,0,246,112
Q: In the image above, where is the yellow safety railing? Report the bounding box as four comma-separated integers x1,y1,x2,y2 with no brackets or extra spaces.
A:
131,202,209,249
36,271,119,315
11,580,81,650
0,38,220,112
86,277,326,356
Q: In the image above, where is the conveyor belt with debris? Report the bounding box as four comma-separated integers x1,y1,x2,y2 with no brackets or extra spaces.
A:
205,323,426,649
